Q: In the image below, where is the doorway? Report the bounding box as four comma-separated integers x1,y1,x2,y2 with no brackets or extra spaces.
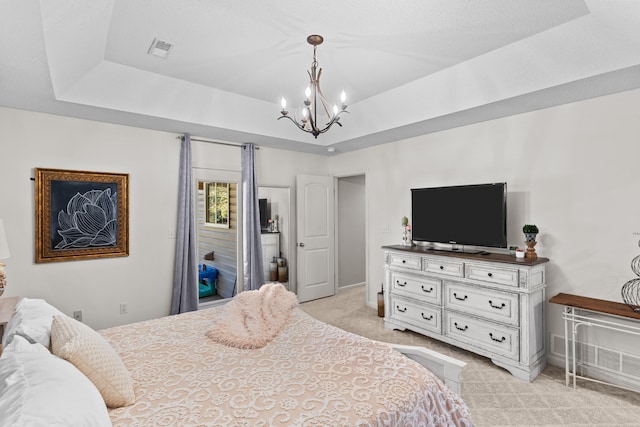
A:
194,168,242,307
296,173,367,303
258,186,293,292
336,175,366,290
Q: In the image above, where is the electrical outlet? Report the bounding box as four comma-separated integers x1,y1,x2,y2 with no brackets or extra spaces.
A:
168,230,177,239
383,226,389,233
120,303,128,315
73,310,82,322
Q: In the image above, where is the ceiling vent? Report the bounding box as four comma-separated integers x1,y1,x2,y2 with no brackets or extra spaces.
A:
147,38,174,59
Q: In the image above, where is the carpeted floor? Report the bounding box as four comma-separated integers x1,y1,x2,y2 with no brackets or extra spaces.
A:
299,286,640,426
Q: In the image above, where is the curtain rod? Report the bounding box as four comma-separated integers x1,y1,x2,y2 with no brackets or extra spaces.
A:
177,135,260,150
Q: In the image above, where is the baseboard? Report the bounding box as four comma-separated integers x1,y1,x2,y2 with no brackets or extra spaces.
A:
549,333,640,392
338,282,366,291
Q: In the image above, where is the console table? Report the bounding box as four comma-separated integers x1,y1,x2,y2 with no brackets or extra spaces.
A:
383,245,549,381
549,293,640,392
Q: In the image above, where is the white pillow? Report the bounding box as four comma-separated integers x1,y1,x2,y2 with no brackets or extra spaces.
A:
1,298,63,348
0,336,111,427
0,334,50,356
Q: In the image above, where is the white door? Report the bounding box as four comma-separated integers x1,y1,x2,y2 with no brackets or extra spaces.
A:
296,174,335,303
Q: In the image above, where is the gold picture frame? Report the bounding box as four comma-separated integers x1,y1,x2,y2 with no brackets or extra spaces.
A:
35,168,129,263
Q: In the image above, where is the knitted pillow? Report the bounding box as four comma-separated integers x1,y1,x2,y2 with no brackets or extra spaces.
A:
50,315,135,408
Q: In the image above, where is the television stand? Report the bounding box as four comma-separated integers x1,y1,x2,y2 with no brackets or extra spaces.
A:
382,244,549,382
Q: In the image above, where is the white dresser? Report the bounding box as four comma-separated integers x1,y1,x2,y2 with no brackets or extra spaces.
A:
261,232,280,280
383,245,549,381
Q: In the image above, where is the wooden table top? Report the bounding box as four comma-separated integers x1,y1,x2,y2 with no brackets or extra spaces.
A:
549,292,640,321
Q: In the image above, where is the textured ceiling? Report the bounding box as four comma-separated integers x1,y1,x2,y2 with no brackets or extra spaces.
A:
1,0,640,155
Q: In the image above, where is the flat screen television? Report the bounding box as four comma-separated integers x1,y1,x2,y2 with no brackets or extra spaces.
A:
411,182,507,249
259,198,269,231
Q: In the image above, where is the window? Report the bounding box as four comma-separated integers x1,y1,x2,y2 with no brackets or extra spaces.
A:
205,182,230,228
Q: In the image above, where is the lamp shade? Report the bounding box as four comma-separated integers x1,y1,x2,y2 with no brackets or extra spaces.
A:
0,219,10,260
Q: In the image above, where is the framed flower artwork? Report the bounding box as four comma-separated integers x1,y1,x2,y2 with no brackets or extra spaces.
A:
35,168,129,263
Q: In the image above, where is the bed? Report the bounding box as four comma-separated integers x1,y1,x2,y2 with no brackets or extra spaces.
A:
0,288,473,426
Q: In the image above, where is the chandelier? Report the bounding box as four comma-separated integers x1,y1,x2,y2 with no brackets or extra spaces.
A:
278,35,348,138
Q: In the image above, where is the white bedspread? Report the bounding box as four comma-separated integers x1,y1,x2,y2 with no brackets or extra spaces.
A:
101,307,473,426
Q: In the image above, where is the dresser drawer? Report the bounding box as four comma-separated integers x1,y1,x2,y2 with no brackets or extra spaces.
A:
391,273,441,304
389,253,422,270
423,258,464,277
390,295,441,335
445,312,520,360
444,282,519,326
466,263,519,287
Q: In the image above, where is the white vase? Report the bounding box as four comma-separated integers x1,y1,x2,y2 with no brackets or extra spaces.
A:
402,228,412,246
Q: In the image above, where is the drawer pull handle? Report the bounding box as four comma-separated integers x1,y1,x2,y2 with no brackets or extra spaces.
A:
489,333,506,343
402,260,406,264
488,300,506,309
396,280,407,287
453,293,468,301
454,322,468,332
421,313,433,321
487,272,493,277
396,306,407,313
421,285,433,293
439,265,444,270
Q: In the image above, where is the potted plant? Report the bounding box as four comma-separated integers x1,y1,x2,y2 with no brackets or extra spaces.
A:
522,224,539,242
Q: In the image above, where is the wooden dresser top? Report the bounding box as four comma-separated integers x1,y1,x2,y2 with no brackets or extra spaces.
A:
382,244,549,267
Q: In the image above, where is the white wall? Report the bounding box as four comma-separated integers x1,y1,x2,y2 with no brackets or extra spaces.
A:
330,88,640,361
0,107,328,329
337,175,366,288
0,108,179,329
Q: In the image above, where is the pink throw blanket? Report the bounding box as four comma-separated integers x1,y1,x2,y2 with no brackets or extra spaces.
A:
206,283,298,349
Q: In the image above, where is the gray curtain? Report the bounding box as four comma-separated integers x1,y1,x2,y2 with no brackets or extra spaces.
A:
171,134,198,314
241,143,265,291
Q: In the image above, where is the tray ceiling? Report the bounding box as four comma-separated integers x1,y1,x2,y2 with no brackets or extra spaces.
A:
1,0,640,154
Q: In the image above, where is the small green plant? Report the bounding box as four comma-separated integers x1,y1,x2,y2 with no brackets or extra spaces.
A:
522,224,539,234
